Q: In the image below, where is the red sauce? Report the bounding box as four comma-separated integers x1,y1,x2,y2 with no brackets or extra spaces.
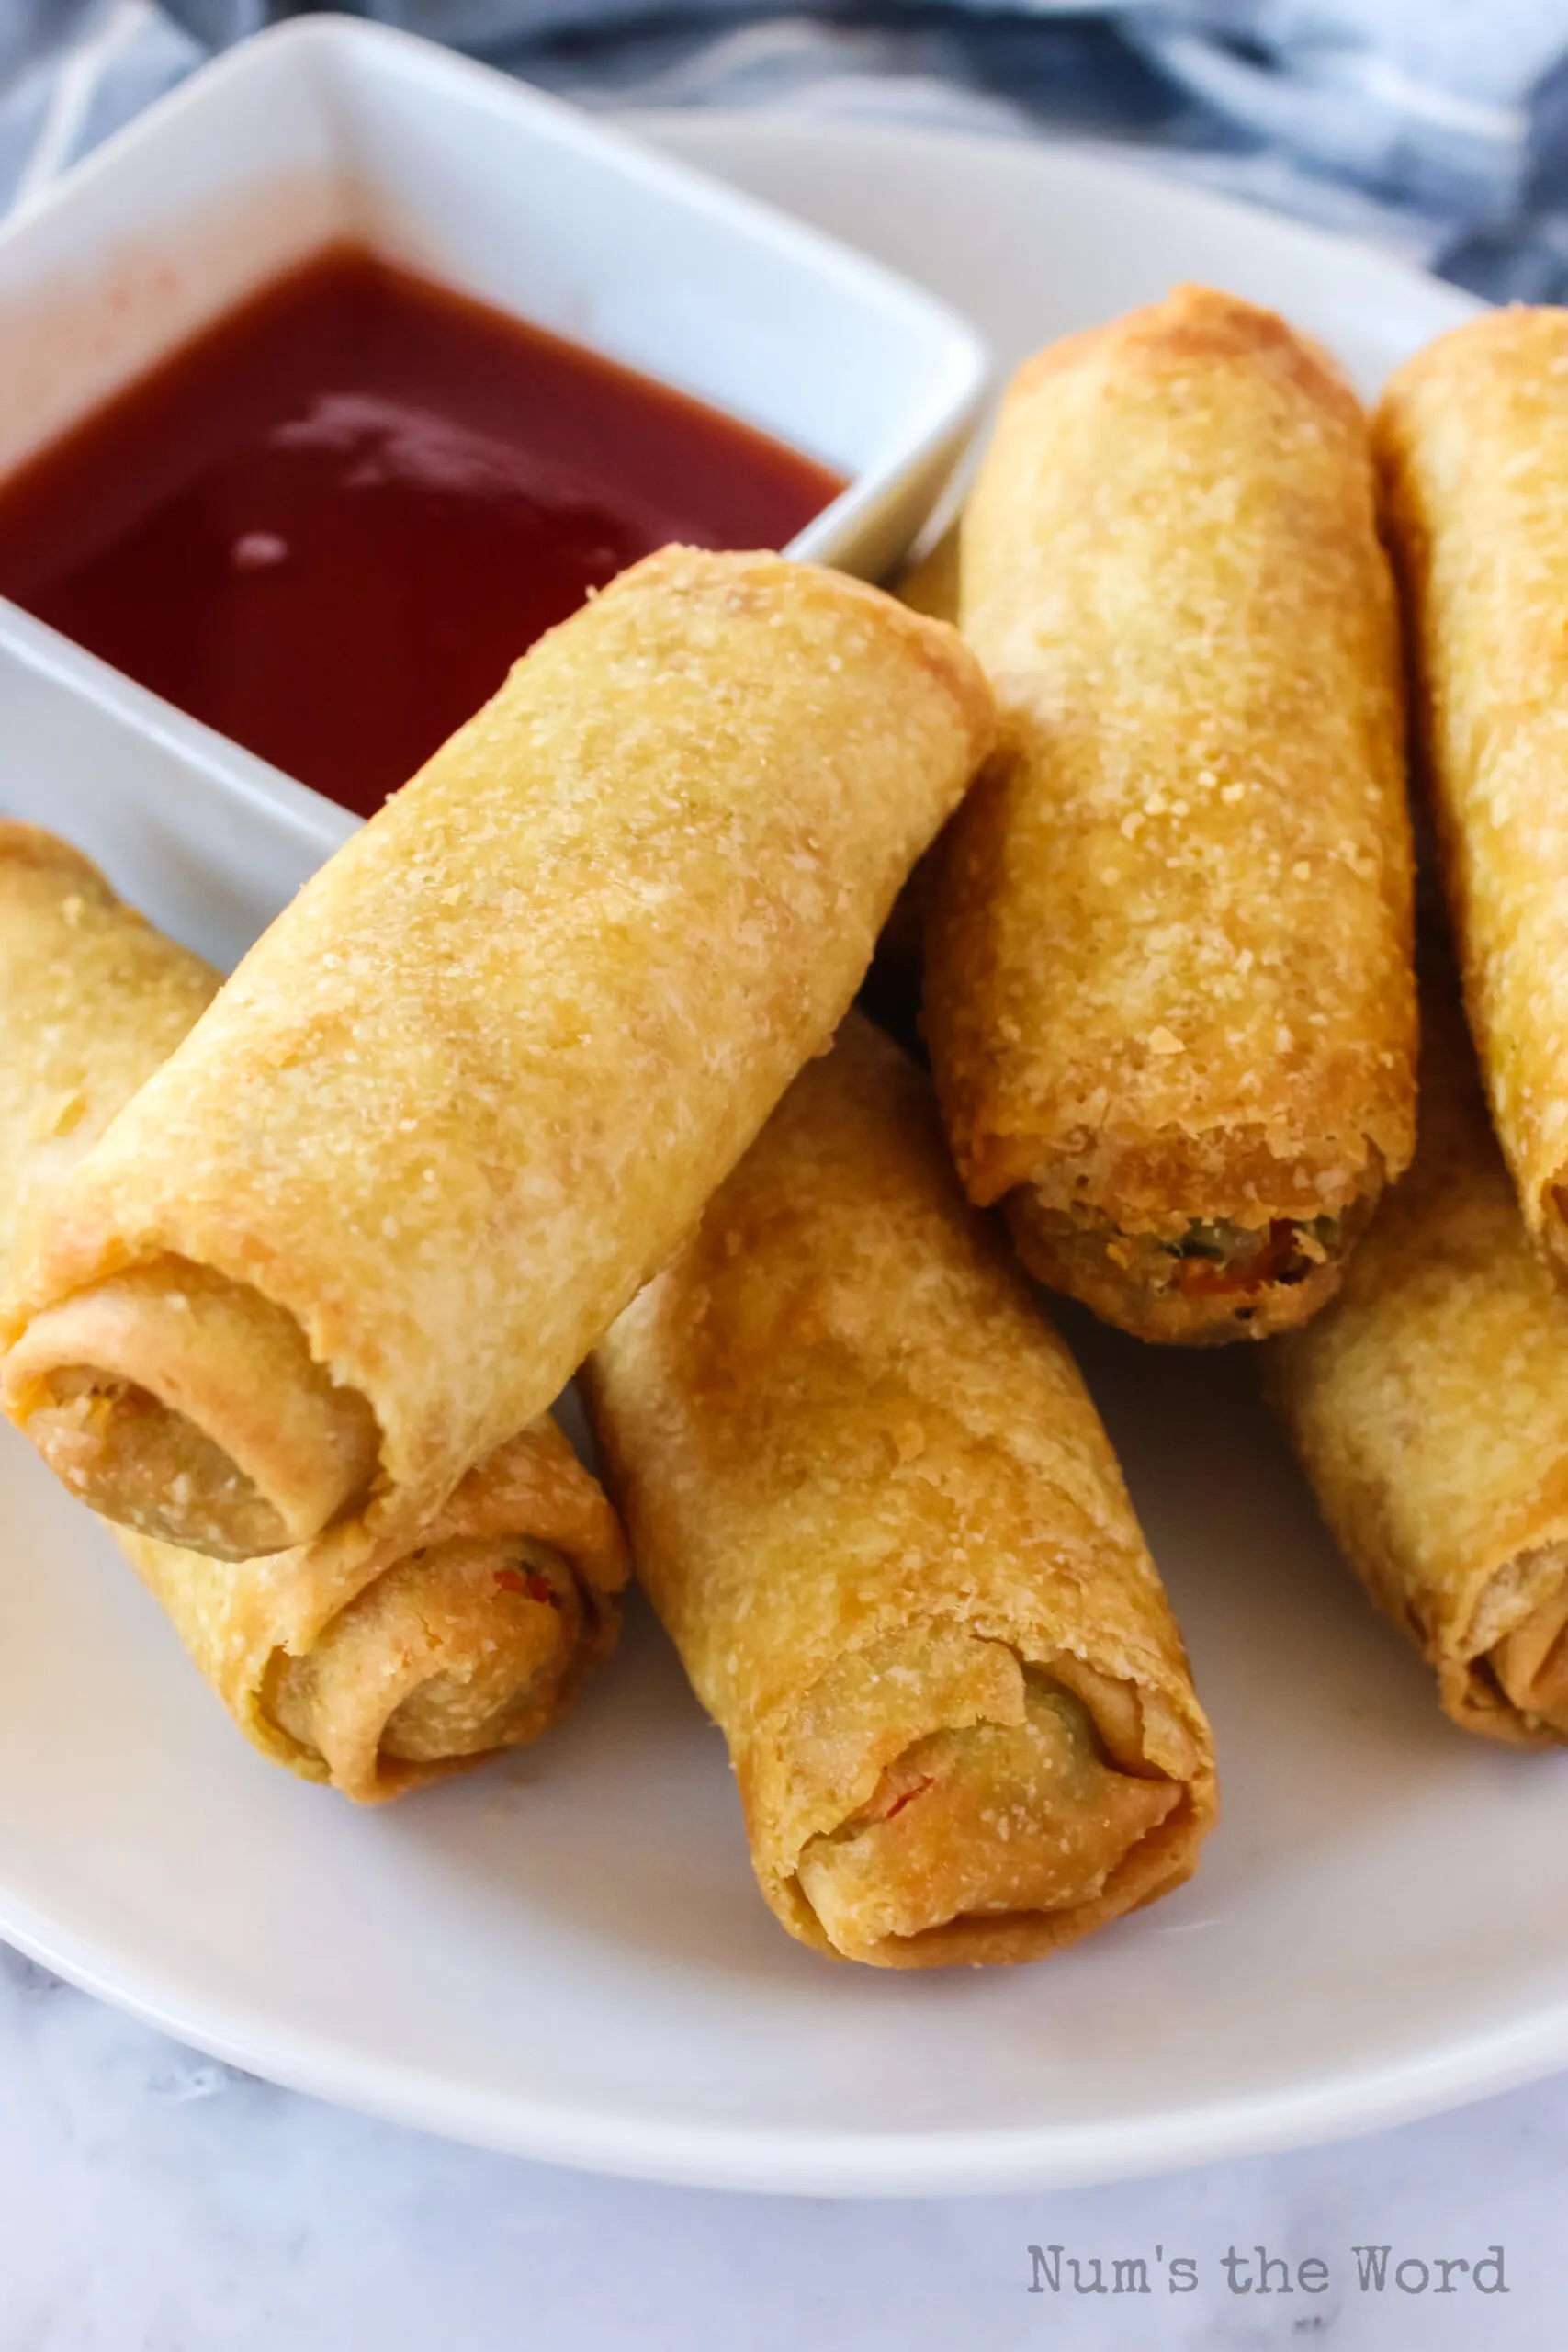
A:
0,247,844,816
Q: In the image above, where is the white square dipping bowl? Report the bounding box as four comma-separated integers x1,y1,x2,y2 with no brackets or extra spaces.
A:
0,14,987,882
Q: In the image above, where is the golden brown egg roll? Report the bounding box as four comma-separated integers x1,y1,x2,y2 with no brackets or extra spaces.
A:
0,824,221,1263
1375,307,1568,1273
3,548,992,1560
925,285,1417,1345
584,1013,1216,1968
1268,973,1568,1746
0,820,626,1800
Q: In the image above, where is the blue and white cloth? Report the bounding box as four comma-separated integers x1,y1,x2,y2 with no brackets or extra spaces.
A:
6,0,1568,299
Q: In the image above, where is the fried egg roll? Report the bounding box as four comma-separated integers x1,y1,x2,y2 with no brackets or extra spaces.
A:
1268,976,1568,1747
585,1014,1216,1968
925,286,1416,1344
1376,307,1568,1272
0,821,626,1799
0,824,219,1258
3,548,992,1558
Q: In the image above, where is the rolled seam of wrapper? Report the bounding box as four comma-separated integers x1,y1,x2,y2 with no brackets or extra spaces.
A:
586,1012,1217,1968
116,1415,628,1801
926,285,1416,1342
1266,979,1568,1747
1375,307,1568,1272
4,1259,381,1557
6,547,992,1556
1406,1532,1568,1744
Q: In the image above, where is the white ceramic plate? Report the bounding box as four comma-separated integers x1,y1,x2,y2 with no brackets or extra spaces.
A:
6,117,1565,2200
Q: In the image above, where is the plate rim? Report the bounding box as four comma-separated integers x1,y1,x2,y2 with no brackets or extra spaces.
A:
5,1874,1567,2195
630,108,1486,347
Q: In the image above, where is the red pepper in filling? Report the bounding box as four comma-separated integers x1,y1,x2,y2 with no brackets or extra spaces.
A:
878,1775,935,1824
1174,1219,1298,1298
492,1565,561,1608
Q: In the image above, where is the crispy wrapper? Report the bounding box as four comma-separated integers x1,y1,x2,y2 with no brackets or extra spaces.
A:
0,824,221,1276
1268,974,1568,1746
585,1014,1216,1968
1376,307,1568,1271
0,821,626,1800
120,1422,626,1801
2,548,992,1559
925,285,1416,1344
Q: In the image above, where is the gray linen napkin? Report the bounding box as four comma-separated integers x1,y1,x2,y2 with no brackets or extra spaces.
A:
6,0,1568,296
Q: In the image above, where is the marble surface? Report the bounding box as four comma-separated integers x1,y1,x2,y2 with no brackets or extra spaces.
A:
2,1941,1563,2350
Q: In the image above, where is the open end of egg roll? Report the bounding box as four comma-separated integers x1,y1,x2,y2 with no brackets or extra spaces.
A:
778,1629,1199,1969
7,550,992,1560
117,1410,627,1802
796,1676,1179,1963
592,1016,1216,1965
1444,1542,1568,1745
265,1532,593,1797
1006,1182,1382,1346
1486,1563,1568,1734
4,1255,380,1557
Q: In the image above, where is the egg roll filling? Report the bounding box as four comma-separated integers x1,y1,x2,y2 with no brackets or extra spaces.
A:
795,1665,1180,1961
3,1255,380,1558
1008,1185,1381,1340
266,1534,588,1785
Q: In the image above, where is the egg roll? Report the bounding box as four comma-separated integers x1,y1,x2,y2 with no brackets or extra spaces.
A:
584,1013,1216,1968
1268,974,1568,1746
1376,307,1568,1272
0,820,626,1800
925,285,1417,1344
3,548,992,1558
0,824,219,1261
